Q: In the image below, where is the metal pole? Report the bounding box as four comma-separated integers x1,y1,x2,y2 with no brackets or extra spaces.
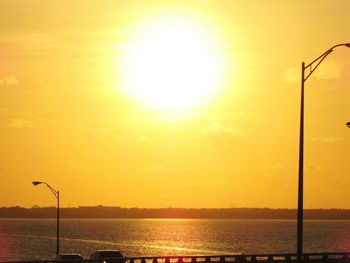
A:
297,62,305,263
57,190,60,255
295,43,350,262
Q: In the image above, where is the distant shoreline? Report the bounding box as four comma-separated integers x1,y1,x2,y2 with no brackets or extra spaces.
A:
2,206,350,220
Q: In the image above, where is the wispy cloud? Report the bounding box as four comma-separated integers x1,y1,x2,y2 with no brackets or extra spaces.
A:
68,161,96,174
306,163,320,171
285,68,300,84
0,76,20,86
0,107,130,141
259,162,284,172
144,164,170,174
315,59,340,80
311,136,343,143
201,122,244,137
285,59,340,84
1,29,120,59
1,33,60,56
138,136,151,143
8,118,33,128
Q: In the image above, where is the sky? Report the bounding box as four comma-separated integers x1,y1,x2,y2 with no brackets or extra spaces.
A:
0,0,350,209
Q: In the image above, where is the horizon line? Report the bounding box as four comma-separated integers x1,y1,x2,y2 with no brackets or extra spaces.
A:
3,206,350,210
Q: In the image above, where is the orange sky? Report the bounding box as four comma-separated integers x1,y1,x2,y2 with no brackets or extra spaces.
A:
0,0,350,209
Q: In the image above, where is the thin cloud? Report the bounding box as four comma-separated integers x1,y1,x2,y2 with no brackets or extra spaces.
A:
285,60,340,84
201,122,244,137
8,118,33,128
306,163,320,171
315,59,340,79
144,164,170,174
68,161,96,174
0,76,19,86
311,136,343,143
259,162,284,172
1,33,59,55
285,68,300,84
0,107,130,141
138,136,151,143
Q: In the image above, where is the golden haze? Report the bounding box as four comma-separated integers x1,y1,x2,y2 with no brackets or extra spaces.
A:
0,1,350,209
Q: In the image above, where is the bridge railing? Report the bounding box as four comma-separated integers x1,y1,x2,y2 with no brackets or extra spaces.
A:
126,253,350,263
4,252,350,263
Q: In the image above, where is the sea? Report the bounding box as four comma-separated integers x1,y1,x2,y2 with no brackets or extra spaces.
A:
1,219,350,262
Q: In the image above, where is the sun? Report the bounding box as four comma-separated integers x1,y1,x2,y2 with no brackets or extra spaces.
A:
120,15,224,112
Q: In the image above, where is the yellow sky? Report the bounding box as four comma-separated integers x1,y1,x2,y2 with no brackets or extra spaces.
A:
1,0,350,209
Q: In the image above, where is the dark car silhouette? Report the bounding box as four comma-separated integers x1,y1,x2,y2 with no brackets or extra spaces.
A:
90,250,126,263
55,253,83,262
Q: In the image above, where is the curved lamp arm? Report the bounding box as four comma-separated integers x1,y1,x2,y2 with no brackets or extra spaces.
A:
303,43,350,82
32,181,59,199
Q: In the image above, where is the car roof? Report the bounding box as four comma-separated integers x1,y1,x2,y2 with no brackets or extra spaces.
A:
91,250,123,253
90,250,124,257
56,254,83,258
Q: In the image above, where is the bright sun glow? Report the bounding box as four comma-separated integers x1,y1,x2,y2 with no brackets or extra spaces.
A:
121,15,224,111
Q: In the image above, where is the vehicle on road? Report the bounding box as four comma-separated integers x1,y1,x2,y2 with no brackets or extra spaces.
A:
55,253,83,262
90,250,126,263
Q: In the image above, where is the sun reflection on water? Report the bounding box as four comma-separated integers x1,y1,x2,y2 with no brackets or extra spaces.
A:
2,219,350,261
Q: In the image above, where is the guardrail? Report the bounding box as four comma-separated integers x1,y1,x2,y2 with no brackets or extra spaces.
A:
128,253,350,263
4,252,350,263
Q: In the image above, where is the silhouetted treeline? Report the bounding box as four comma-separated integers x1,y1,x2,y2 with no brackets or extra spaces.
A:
2,206,350,219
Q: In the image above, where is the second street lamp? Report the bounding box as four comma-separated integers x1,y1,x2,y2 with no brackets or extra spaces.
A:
297,43,350,262
32,181,60,255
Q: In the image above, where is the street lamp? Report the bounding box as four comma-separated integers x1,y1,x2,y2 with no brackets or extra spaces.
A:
32,181,60,255
346,121,350,128
297,43,350,262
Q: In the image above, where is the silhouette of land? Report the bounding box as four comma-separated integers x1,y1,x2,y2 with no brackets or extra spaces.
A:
1,206,350,219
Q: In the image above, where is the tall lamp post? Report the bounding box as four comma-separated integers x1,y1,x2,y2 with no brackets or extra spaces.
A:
32,181,60,255
297,43,350,262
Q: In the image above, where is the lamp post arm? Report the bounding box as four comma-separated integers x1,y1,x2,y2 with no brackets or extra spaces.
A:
43,183,59,199
304,43,350,82
304,49,333,81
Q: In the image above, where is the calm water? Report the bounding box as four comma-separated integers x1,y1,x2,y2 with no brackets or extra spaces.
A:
1,219,350,261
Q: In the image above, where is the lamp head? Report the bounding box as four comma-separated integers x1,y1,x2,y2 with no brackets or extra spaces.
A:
32,181,43,186
345,43,350,48
347,121,350,128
